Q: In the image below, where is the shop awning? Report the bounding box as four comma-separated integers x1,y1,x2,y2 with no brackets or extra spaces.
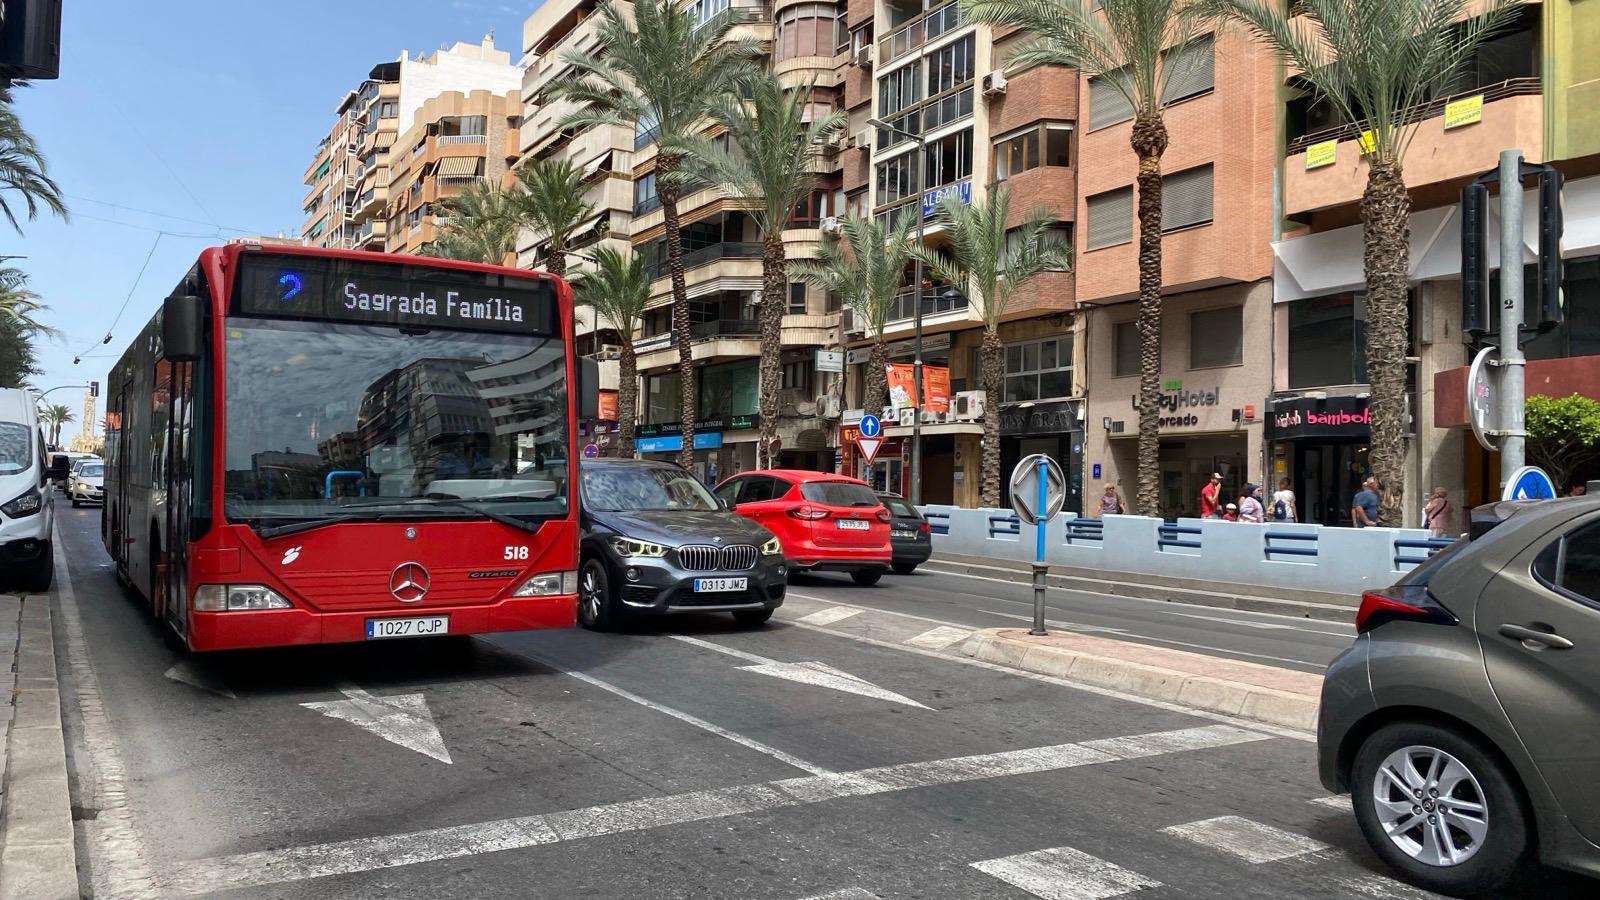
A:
436,156,482,177
374,131,397,149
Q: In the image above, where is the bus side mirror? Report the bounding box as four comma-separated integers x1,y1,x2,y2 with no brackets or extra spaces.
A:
577,356,600,420
162,294,203,362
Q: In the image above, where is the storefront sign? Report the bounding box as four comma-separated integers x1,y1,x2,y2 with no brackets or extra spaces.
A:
1138,382,1221,429
636,432,723,453
922,180,972,219
1304,139,1338,170
846,348,872,365
597,390,618,422
887,333,952,356
637,415,759,437
886,363,951,412
814,350,844,373
1000,400,1080,436
1266,395,1372,439
1443,94,1484,130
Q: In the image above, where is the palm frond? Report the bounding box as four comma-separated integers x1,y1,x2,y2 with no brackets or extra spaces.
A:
572,246,649,342
512,157,596,251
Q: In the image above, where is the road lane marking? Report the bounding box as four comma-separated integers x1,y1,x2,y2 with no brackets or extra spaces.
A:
163,660,235,698
1310,795,1354,812
969,846,1161,899
167,724,1270,894
797,606,865,627
668,633,931,709
301,687,452,764
793,889,879,900
1325,875,1447,899
903,625,974,650
1161,816,1331,864
974,608,1325,669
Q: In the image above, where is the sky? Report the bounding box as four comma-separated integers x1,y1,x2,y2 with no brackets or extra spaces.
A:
9,0,536,430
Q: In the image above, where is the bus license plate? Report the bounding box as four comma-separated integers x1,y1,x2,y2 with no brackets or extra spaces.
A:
365,616,449,640
837,519,869,530
693,577,747,593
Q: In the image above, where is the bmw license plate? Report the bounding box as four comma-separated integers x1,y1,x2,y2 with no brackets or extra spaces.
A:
693,577,748,593
837,519,869,530
365,616,449,639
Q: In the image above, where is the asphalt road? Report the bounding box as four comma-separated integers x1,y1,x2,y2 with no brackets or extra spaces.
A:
48,507,1594,899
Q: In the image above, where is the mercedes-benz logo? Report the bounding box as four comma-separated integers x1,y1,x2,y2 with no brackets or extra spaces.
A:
389,562,430,603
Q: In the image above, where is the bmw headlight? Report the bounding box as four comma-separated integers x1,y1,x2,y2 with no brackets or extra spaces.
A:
761,536,782,556
611,537,666,558
0,491,42,518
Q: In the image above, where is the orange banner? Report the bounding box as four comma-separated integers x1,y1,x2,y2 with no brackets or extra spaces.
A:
885,364,950,413
597,390,618,422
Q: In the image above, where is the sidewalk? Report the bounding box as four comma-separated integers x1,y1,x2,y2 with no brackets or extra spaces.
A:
963,628,1321,731
0,593,78,900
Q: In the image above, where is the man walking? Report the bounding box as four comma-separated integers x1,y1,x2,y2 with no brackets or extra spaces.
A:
1200,472,1222,519
1351,477,1380,528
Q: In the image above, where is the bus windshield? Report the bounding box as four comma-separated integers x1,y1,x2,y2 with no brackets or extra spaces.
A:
222,318,568,531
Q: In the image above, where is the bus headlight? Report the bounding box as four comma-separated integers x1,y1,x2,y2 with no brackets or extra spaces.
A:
193,584,292,611
513,571,577,597
761,536,782,556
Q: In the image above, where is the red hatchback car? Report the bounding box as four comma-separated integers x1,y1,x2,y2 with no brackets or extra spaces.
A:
714,470,891,585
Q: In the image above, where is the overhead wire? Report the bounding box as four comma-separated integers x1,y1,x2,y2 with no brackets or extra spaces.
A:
72,231,164,364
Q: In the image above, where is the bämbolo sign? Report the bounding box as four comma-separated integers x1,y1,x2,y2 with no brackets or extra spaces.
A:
1266,395,1371,439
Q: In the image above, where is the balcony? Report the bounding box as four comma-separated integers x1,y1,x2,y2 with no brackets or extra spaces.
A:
877,2,964,66
438,134,488,146
691,318,760,340
644,241,762,280
631,319,764,369
888,286,968,324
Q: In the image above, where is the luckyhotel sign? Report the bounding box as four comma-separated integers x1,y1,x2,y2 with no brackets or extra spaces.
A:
1133,382,1222,429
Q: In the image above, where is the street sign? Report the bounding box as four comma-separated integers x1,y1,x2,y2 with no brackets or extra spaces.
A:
582,443,599,459
1502,465,1557,501
814,350,844,373
855,436,883,465
1009,454,1066,527
858,414,881,438
1467,345,1500,452
846,348,872,365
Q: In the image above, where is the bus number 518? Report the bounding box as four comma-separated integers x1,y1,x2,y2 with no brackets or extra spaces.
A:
504,546,530,561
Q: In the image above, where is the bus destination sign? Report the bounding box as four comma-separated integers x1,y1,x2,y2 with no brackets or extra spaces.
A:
233,253,558,335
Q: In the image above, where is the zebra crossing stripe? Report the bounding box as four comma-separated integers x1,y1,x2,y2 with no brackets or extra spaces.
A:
794,890,880,900
1309,795,1353,812
797,607,864,627
1161,816,1331,864
970,846,1161,900
903,625,973,650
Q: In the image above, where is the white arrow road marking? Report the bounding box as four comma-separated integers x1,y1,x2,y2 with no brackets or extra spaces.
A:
301,687,452,764
164,660,236,698
667,634,931,709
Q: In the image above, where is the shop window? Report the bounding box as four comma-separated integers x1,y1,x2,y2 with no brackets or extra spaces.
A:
789,282,807,314
1005,337,1074,402
1162,164,1213,231
1113,321,1139,377
1189,306,1243,369
1086,187,1133,250
646,372,681,424
1089,72,1134,130
698,361,759,420
777,3,841,61
1160,34,1215,104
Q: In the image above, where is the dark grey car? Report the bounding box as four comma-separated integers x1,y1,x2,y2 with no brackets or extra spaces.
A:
578,459,786,630
1318,497,1600,895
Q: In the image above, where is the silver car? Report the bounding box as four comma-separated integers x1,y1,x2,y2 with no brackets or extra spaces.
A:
1318,498,1600,894
69,458,105,507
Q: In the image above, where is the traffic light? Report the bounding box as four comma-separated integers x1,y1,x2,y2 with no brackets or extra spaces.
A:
89,380,99,398
1536,167,1564,332
1460,182,1490,338
0,0,63,82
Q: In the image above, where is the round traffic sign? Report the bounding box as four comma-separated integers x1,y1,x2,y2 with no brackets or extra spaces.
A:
1467,345,1500,453
582,443,599,459
1502,465,1556,501
859,414,881,438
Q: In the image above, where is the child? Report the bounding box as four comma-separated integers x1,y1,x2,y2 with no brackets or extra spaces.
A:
1222,502,1239,522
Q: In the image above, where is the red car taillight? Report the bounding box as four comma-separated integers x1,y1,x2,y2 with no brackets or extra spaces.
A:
1355,585,1458,634
790,506,828,520
876,508,891,523
919,521,930,533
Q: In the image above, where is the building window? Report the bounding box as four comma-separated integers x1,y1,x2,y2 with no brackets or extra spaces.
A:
878,65,923,117
698,361,759,420
646,372,681,424
994,123,1074,182
851,24,873,56
1162,164,1214,231
634,171,660,215
1086,187,1133,250
926,35,976,97
782,360,812,392
1161,34,1215,104
776,3,839,61
875,149,917,207
1189,306,1243,369
923,127,973,189
1113,321,1140,377
377,100,398,119
690,0,730,28
1005,337,1074,403
1089,73,1134,130
1288,292,1363,388
789,282,808,314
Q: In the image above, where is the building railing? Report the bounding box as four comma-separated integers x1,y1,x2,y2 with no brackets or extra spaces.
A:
690,318,760,340
1286,77,1542,155
633,332,673,352
888,287,968,323
435,175,479,189
634,126,662,151
438,134,488,145
877,2,964,65
644,241,762,280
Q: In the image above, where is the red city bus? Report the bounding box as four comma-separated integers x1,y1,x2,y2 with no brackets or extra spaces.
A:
102,244,595,651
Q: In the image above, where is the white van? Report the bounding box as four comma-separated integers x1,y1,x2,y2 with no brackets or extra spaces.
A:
0,387,56,591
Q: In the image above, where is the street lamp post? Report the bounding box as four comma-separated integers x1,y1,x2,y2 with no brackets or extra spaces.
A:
868,117,926,506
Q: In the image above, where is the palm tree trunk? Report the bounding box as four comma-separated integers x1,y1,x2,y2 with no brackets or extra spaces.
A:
1362,160,1411,527
866,338,889,417
980,329,1004,507
657,155,697,470
758,235,786,469
617,343,638,457
547,243,566,281
1131,114,1169,518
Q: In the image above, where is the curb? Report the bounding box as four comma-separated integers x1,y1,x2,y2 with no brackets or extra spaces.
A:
0,596,78,900
961,629,1320,732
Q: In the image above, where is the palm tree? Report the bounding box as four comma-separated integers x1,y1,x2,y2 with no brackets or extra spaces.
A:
675,74,846,467
41,403,72,446
574,247,651,455
0,267,56,337
792,214,917,416
511,157,596,280
911,189,1071,507
422,179,519,264
964,0,1204,515
1205,0,1517,525
551,0,761,469
0,84,67,233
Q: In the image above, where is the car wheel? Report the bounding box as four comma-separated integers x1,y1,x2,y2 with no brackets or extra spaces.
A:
851,569,883,586
577,559,618,632
71,497,80,508
891,562,917,575
1352,722,1529,895
20,542,52,593
732,609,773,628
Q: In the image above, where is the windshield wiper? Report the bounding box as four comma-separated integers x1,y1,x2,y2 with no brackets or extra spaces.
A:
255,514,372,539
427,499,543,533
246,498,550,539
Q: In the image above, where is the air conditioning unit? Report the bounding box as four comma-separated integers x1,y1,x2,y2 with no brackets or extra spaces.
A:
847,128,873,150
595,344,623,361
827,130,849,150
982,71,1008,97
880,405,899,423
841,308,864,336
820,216,841,236
854,45,875,68
952,390,986,421
815,395,842,419
919,409,944,425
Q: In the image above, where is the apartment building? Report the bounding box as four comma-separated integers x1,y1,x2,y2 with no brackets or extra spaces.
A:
298,38,520,252
1270,0,1600,524
385,89,521,256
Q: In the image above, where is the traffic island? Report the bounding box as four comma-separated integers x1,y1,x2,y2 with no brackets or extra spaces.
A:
961,628,1321,732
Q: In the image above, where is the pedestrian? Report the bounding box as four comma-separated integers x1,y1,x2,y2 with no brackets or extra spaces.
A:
1222,502,1239,522
1200,472,1222,519
1423,487,1453,537
1271,477,1296,522
1351,477,1380,528
1238,483,1265,523
1570,483,1588,498
1096,483,1126,517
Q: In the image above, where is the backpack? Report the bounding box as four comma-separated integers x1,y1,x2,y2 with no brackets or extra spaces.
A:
1273,498,1288,521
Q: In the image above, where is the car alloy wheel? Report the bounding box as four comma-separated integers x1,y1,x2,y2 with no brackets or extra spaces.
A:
1371,744,1489,867
577,559,615,631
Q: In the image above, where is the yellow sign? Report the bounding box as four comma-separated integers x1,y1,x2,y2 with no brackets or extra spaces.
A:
1358,130,1376,154
1305,139,1338,170
1444,94,1484,130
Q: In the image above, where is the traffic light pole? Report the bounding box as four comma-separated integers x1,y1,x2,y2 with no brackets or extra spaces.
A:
1497,149,1527,483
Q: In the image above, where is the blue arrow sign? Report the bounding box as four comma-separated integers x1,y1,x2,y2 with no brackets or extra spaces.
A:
859,414,881,438
1503,465,1557,501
